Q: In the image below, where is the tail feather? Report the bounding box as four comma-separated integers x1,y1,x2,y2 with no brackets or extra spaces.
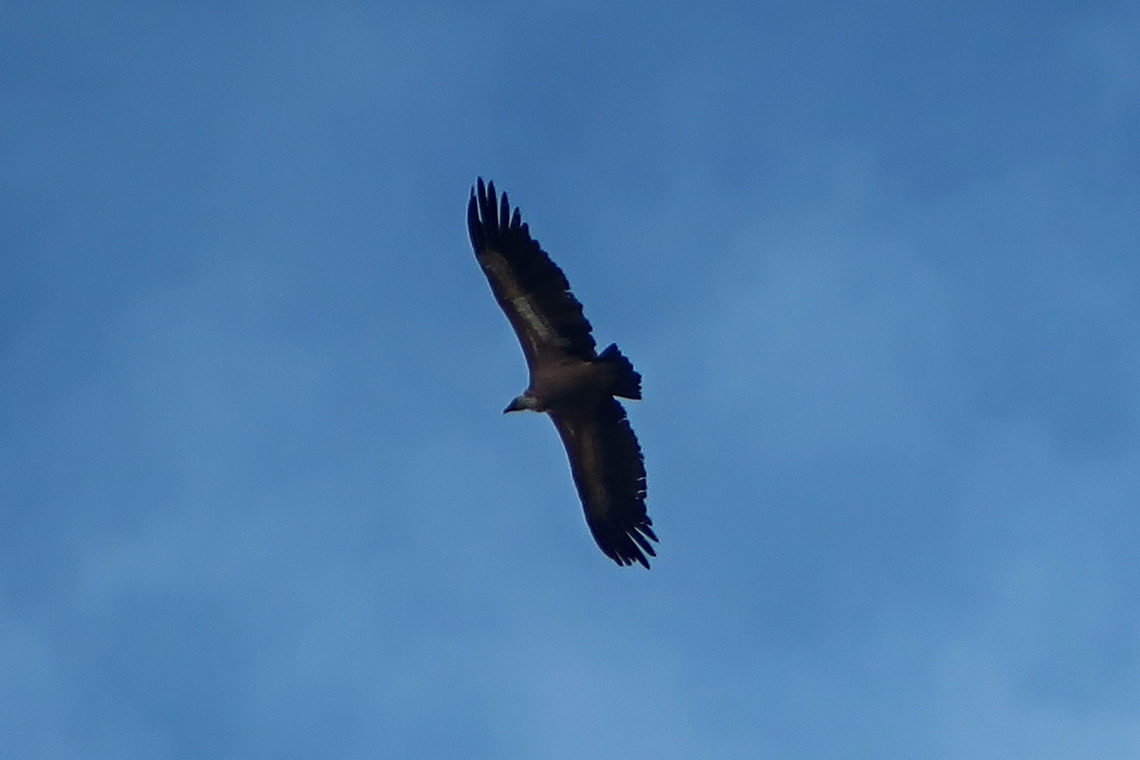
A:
598,343,641,400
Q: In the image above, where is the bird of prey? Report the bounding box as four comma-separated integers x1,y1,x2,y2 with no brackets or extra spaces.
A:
467,178,657,568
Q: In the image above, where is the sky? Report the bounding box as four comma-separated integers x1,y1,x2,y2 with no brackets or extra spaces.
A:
3,1,1140,757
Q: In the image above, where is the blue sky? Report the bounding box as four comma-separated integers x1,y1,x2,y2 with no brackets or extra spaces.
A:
3,1,1139,757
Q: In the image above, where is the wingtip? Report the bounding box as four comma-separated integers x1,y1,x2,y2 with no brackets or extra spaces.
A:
600,528,657,569
629,551,652,569
468,180,486,251
617,551,652,570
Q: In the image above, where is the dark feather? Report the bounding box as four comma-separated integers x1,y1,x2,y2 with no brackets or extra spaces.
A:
467,178,596,365
551,399,656,568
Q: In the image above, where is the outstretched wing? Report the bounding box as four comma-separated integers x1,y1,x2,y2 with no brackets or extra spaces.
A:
551,399,656,568
467,178,596,367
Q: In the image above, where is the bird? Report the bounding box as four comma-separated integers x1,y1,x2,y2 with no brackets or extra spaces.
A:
467,178,657,568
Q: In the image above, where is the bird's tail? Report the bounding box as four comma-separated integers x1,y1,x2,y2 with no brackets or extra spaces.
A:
598,343,641,400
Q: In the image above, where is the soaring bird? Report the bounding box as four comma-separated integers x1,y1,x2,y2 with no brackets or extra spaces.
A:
467,178,657,567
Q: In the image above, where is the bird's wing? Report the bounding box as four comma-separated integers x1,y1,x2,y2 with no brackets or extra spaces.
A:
467,178,596,368
550,398,656,568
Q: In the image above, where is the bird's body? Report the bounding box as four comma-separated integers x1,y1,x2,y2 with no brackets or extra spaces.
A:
509,348,631,412
467,178,657,567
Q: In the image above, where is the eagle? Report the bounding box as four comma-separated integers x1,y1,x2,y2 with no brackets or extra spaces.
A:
467,178,658,568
